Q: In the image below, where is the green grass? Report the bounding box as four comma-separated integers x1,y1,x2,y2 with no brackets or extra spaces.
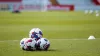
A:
0,11,100,56
0,39,100,56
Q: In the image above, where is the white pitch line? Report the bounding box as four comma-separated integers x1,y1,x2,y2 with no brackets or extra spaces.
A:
50,38,100,40
0,40,19,42
51,38,100,40
0,38,99,42
0,39,87,42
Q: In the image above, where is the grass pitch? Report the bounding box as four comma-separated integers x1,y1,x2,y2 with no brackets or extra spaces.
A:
0,11,100,56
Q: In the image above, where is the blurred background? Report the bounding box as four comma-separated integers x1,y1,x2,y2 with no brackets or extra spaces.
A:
0,0,100,40
0,1,100,56
0,0,100,12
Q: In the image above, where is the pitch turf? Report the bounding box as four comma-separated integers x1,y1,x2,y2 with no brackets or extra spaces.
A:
0,11,100,56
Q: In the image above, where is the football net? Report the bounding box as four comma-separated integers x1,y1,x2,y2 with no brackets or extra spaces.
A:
18,0,48,11
9,0,74,12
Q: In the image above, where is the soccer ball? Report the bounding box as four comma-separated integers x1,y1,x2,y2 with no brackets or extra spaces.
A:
20,38,27,50
24,38,37,51
20,38,37,51
29,28,43,40
36,38,50,50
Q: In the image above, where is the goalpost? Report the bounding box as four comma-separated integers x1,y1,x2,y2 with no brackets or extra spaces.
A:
41,0,48,11
10,0,48,12
21,0,48,11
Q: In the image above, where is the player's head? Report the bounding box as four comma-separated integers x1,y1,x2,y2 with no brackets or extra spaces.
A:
29,28,43,40
36,38,50,50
